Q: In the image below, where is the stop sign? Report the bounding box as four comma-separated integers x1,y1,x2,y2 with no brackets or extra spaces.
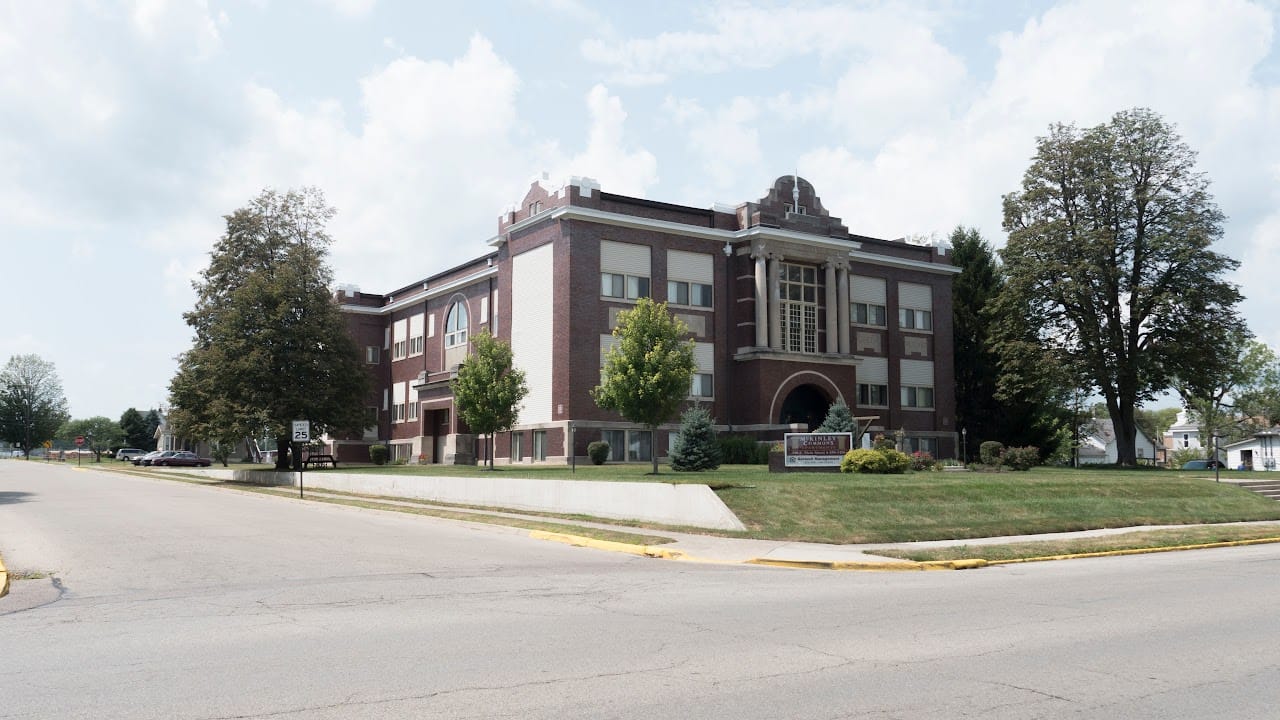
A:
75,436,85,446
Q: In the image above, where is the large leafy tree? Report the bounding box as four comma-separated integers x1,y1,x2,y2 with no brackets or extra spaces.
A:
1183,337,1279,446
451,330,529,470
57,417,125,462
998,108,1245,466
0,354,70,457
1234,343,1280,427
592,297,696,475
169,187,369,471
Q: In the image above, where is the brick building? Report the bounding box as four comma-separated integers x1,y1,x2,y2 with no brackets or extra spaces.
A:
331,175,959,465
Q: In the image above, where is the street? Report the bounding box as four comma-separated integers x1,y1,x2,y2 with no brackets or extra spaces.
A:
2,460,1278,719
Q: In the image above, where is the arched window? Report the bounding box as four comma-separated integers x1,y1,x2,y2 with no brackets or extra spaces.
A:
445,302,469,348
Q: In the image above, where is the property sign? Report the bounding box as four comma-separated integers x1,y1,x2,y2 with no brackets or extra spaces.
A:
784,432,853,467
291,420,310,443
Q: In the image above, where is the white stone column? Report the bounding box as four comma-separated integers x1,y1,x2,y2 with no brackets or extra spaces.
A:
753,250,768,348
837,264,851,354
768,255,783,350
824,261,838,353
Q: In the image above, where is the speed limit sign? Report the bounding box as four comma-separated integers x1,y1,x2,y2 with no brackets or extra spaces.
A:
291,420,310,443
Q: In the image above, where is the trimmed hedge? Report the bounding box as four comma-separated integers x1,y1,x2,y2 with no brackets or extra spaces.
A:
369,444,388,466
587,441,610,465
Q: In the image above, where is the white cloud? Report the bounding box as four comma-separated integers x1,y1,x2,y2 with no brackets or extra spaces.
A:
549,85,658,197
317,0,377,18
662,95,762,201
129,0,223,59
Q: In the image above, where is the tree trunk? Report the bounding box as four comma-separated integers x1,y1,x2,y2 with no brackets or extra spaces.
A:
1111,403,1139,466
650,425,659,475
275,435,291,471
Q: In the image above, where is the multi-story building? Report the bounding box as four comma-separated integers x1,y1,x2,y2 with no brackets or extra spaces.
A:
331,175,959,465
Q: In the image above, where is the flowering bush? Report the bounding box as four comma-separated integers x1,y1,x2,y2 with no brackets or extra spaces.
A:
909,451,938,471
841,449,888,473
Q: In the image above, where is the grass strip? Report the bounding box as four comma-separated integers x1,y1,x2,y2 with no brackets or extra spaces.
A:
869,525,1280,563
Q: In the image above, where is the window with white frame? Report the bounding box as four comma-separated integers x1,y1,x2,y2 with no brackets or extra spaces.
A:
850,275,887,327
667,249,714,309
601,240,651,302
407,400,418,422
781,263,818,353
601,429,651,461
392,382,407,422
511,431,524,462
898,282,933,331
602,430,625,461
691,373,714,398
901,386,934,409
392,319,408,361
689,342,714,398
365,346,379,364
445,302,468,348
900,359,934,409
408,313,424,357
857,356,889,407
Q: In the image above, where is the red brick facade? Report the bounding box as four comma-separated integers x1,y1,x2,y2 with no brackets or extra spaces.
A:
338,175,959,465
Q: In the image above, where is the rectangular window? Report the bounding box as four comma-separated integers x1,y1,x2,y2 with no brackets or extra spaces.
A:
408,314,424,357
858,383,889,406
627,430,652,462
904,437,937,455
529,200,542,215
690,373,714,398
668,280,713,308
407,402,418,422
533,430,548,461
602,272,649,300
853,303,886,326
603,430,626,462
898,308,933,331
392,319,408,360
365,346,379,364
901,386,935,409
393,402,405,422
511,431,524,462
781,263,818,353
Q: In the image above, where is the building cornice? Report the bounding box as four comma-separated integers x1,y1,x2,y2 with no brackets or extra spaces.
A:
489,205,960,275
339,267,498,316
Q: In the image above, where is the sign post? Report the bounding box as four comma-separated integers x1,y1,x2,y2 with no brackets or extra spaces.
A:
292,420,310,499
75,436,84,467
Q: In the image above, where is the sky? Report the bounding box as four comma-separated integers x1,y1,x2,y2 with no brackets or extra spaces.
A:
2,0,1279,421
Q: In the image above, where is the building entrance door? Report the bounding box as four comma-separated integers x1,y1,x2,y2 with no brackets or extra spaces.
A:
778,384,831,431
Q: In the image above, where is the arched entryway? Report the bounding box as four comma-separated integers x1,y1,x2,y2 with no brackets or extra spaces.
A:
778,384,831,431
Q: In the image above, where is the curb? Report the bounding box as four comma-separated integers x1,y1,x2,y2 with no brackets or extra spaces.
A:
984,536,1280,565
529,531,689,561
0,551,8,598
747,558,987,571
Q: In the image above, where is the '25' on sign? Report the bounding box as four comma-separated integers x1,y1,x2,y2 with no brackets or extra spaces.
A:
292,421,310,442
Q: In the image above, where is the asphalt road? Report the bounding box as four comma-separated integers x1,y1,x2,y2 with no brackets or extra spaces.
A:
2,460,1278,719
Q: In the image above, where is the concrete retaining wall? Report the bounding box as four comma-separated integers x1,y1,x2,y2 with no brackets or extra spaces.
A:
194,469,747,531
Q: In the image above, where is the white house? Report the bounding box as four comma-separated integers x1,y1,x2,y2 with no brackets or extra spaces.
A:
1079,419,1157,465
1223,427,1280,471
1163,409,1204,455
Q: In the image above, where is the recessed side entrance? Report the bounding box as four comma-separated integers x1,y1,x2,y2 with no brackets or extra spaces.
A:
778,384,832,431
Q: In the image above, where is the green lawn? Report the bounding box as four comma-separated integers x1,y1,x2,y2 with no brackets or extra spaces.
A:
317,462,1280,544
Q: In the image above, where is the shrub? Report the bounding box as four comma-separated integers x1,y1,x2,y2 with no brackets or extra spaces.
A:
841,448,888,473
1002,445,1041,471
719,434,768,465
909,451,938,472
872,434,897,451
1169,447,1206,468
979,441,1005,465
879,448,911,474
369,444,388,465
587,441,610,465
670,405,721,471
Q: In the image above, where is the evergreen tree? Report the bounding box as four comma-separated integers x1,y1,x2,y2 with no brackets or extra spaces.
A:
119,408,151,449
815,400,855,433
669,405,721,472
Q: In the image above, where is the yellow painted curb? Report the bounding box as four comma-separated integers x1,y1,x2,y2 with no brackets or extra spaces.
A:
986,536,1280,565
0,551,9,599
529,531,688,561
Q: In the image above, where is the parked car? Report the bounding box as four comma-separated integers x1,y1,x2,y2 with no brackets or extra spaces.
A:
116,448,145,462
152,451,211,468
134,450,171,466
1181,459,1226,470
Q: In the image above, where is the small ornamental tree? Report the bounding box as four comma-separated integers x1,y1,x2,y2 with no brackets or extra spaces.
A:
815,400,855,433
451,330,529,469
670,405,721,472
592,298,696,475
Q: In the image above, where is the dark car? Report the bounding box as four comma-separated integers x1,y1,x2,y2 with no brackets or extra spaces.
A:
1181,459,1226,470
135,450,173,466
153,451,211,467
